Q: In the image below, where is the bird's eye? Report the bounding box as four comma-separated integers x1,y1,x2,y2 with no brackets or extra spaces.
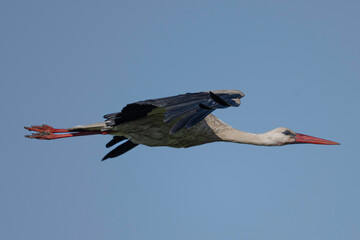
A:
283,130,292,136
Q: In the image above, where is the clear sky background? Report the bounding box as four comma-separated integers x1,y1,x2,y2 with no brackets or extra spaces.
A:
1,0,359,239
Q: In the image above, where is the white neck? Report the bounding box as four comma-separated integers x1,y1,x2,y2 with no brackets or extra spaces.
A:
217,127,278,146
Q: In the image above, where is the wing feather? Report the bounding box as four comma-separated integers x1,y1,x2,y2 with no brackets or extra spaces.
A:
105,136,127,148
104,90,244,134
102,140,138,160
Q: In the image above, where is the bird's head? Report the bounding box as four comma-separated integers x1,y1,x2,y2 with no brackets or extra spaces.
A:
264,127,340,146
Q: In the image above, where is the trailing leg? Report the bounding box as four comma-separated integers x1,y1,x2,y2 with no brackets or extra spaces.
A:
25,124,109,140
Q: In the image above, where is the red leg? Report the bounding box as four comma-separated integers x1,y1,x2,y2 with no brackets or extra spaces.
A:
25,124,70,133
25,124,109,140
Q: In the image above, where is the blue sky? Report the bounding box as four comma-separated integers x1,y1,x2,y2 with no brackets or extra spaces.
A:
1,0,359,239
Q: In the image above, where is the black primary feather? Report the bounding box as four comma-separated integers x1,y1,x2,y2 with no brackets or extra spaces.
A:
185,108,214,129
102,140,138,161
209,91,231,106
106,136,127,148
169,109,198,135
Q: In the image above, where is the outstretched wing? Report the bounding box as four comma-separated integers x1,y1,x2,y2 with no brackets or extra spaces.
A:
104,90,245,134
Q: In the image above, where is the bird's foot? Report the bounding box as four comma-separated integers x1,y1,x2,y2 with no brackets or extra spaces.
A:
25,124,108,140
25,124,71,140
25,124,70,133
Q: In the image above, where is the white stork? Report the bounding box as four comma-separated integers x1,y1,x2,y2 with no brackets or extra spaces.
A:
25,90,339,160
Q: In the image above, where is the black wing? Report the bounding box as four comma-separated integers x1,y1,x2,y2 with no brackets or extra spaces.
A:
104,90,244,134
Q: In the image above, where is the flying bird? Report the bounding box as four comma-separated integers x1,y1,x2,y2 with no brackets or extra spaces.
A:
25,90,339,160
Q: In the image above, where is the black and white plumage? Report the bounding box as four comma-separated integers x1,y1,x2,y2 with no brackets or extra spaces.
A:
104,90,244,134
25,90,339,160
100,90,244,160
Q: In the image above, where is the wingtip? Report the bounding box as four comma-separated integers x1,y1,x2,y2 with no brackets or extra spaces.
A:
105,136,127,148
209,91,231,107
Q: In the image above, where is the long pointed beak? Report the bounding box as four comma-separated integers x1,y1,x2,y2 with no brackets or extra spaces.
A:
294,133,340,145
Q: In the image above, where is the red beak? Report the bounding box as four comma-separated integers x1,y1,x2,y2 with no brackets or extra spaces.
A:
294,133,340,145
